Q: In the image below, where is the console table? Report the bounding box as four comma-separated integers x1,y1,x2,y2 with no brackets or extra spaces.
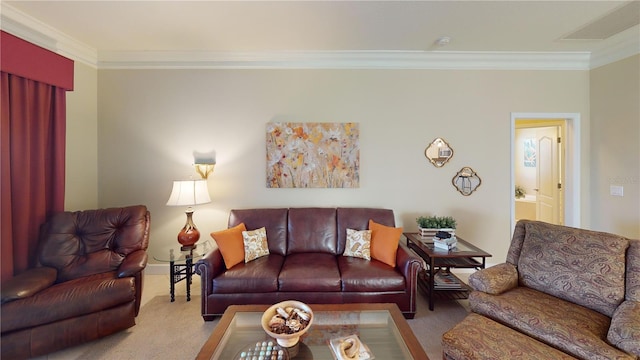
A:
404,232,491,311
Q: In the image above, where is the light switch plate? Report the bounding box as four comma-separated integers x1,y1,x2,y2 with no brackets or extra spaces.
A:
610,185,624,196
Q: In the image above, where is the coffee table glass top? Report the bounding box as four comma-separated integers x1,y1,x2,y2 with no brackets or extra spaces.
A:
405,233,491,257
197,304,426,360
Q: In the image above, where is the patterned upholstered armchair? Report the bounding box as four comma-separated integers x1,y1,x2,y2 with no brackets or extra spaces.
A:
1,205,150,359
467,220,639,359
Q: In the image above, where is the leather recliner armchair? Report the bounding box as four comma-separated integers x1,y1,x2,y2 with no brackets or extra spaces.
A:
1,205,150,359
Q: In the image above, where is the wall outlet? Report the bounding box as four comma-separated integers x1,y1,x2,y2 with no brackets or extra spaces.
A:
610,185,624,197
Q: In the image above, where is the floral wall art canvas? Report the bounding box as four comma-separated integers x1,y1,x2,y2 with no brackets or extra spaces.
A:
266,122,360,188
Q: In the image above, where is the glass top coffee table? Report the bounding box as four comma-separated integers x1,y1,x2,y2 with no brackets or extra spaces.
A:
196,303,428,360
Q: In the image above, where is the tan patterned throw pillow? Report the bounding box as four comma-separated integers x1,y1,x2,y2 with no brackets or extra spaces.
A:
242,227,270,262
343,228,372,260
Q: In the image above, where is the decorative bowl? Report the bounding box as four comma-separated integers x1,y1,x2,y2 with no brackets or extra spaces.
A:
261,300,314,347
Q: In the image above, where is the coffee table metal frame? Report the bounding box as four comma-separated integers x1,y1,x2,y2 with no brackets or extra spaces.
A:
404,232,492,311
196,303,428,360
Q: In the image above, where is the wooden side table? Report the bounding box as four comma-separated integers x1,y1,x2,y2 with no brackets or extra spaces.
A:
153,240,212,302
404,232,492,310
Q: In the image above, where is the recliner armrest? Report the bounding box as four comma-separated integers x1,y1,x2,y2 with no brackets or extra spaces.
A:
117,249,148,278
608,300,640,356
1,267,57,304
469,262,518,295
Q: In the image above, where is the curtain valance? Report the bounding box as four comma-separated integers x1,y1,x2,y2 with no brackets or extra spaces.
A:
0,31,74,90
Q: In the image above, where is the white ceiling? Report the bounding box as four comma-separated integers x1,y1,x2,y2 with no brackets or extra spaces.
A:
2,1,640,69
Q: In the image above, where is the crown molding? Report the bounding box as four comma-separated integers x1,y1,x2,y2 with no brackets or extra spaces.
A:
1,2,636,71
590,27,640,69
1,2,97,67
97,50,591,70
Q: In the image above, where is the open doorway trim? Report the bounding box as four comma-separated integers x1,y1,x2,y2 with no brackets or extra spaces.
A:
510,112,581,231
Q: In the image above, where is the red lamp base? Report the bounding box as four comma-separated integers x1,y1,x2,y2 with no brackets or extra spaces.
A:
177,209,200,251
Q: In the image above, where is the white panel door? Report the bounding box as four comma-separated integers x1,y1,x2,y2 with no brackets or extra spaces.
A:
536,127,560,224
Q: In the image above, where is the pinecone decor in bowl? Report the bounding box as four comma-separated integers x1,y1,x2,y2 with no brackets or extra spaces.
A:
261,300,314,347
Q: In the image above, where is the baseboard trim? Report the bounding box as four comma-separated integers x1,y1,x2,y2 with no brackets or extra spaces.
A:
146,264,169,275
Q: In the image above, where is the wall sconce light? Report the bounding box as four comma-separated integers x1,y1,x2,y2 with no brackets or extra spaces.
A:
194,162,215,179
166,179,211,250
193,151,216,179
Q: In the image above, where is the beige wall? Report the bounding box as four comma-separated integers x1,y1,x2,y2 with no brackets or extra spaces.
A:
590,55,640,239
96,68,590,263
64,62,98,210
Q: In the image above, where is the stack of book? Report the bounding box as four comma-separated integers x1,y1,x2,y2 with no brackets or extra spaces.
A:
433,232,457,250
434,271,462,289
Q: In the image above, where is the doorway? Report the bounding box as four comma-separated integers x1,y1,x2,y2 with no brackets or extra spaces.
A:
510,113,581,231
514,121,564,224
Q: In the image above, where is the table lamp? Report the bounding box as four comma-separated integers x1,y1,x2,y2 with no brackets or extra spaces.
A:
166,179,211,250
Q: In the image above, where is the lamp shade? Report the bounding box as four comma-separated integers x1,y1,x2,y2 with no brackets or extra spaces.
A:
166,179,211,206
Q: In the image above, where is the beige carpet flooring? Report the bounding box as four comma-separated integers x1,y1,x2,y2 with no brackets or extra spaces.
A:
33,274,470,360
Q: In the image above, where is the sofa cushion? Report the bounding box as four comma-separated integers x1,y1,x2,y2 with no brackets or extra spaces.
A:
288,208,337,255
229,208,288,256
369,220,402,267
1,272,135,333
211,223,247,269
443,313,579,360
278,253,341,292
242,227,270,262
343,229,371,260
518,221,628,317
470,286,633,360
212,254,284,293
338,256,405,292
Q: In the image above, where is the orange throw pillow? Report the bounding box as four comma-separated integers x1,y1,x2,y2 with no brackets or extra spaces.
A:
368,219,403,267
211,223,247,269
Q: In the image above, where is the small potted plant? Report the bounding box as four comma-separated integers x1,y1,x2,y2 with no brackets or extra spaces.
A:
515,185,526,199
416,215,457,238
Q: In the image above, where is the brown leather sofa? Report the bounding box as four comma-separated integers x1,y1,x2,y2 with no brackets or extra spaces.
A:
0,205,150,359
195,207,422,320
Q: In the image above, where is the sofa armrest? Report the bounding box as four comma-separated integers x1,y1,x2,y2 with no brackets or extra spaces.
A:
195,248,226,296
117,249,148,278
469,262,518,295
608,300,640,356
396,244,423,280
1,267,57,304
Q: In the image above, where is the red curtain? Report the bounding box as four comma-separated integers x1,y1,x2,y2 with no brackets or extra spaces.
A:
1,72,67,281
1,31,72,281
